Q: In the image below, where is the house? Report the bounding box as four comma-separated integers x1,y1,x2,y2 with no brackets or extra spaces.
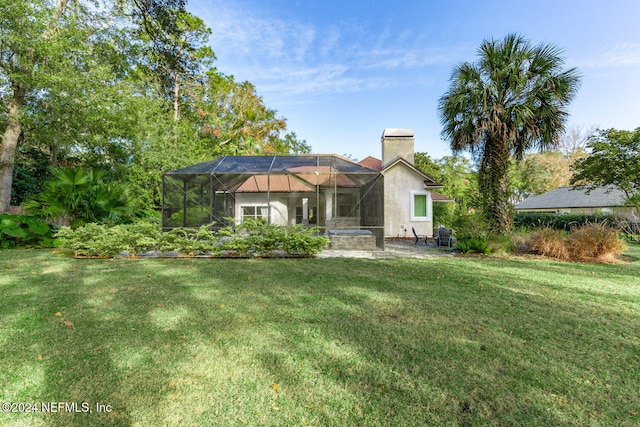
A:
162,128,449,249
514,185,637,220
358,128,449,238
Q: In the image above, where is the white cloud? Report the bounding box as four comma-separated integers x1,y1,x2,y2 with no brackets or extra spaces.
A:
190,1,455,99
575,44,640,68
365,47,459,70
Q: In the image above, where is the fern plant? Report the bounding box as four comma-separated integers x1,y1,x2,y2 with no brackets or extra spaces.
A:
25,168,132,228
455,236,490,255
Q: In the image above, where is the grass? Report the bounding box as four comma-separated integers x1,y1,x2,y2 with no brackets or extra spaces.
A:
1,246,639,426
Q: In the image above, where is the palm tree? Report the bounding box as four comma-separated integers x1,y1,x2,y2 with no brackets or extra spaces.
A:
25,167,132,228
439,34,581,233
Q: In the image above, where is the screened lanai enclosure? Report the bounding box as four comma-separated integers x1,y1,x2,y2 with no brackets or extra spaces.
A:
162,155,385,249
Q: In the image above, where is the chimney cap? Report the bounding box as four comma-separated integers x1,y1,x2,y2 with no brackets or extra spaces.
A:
382,128,414,138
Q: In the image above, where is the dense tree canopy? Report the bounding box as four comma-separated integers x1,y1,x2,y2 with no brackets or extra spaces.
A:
1,0,307,212
438,33,581,233
414,153,478,211
571,128,640,210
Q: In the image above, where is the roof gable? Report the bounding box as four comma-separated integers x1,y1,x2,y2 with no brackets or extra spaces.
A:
380,156,443,188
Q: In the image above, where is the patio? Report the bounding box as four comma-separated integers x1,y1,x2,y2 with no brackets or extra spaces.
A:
317,238,457,259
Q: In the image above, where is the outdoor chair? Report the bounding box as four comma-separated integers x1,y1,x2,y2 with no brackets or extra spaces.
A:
411,227,426,245
435,227,456,248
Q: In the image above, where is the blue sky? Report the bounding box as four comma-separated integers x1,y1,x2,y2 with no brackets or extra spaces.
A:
187,0,640,160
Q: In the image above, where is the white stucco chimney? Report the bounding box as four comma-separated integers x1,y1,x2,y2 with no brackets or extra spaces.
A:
381,128,415,167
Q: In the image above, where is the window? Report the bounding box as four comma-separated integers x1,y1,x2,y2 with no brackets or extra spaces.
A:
411,191,429,221
241,206,269,222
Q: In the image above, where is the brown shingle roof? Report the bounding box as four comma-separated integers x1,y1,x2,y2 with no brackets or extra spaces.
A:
235,167,361,192
358,156,382,171
431,191,454,202
235,175,315,192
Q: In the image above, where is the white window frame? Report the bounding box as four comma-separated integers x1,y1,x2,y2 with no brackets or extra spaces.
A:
240,205,270,222
410,191,431,221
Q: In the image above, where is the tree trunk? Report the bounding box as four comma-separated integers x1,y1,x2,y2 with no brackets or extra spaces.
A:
0,0,70,213
173,71,180,121
481,136,513,234
173,71,179,147
0,85,27,213
493,173,512,233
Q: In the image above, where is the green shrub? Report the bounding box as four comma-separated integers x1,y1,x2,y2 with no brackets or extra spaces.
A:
55,223,109,257
486,232,522,255
25,167,132,228
240,219,286,253
159,225,218,255
280,225,329,256
452,212,489,240
432,202,454,228
618,219,640,243
455,236,490,255
55,220,161,257
55,220,330,258
0,214,59,249
514,212,618,232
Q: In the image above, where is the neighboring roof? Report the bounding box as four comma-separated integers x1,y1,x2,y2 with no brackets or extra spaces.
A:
432,191,455,202
514,186,627,210
358,156,382,171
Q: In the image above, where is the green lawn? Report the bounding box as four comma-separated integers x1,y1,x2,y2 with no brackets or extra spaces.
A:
1,247,639,426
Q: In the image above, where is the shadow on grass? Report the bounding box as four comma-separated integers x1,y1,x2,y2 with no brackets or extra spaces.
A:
0,251,638,426
245,257,640,425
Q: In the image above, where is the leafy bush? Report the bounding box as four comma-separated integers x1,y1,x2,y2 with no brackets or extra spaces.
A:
621,230,640,244
280,225,329,256
486,232,523,255
0,214,59,249
240,219,287,253
617,219,640,243
55,223,109,257
432,202,454,228
514,212,618,232
452,212,489,240
55,220,163,257
455,236,490,255
56,220,329,258
25,167,132,228
158,225,219,255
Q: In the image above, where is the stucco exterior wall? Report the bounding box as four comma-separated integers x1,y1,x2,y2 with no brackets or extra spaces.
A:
235,193,326,226
234,193,289,225
382,164,433,238
382,137,414,167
